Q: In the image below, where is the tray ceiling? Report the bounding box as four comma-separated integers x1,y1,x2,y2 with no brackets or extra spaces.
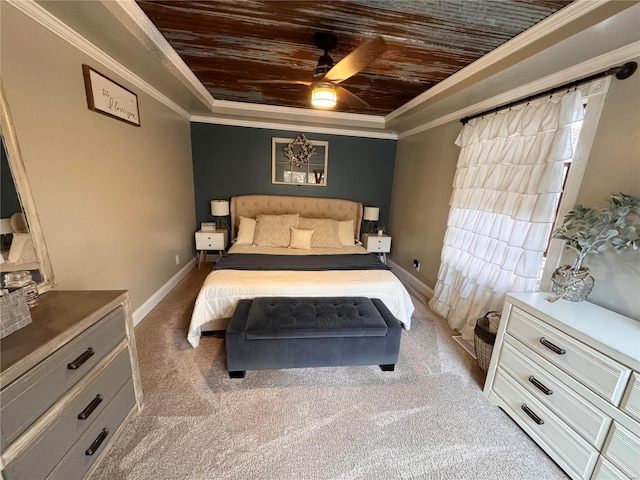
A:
135,0,572,116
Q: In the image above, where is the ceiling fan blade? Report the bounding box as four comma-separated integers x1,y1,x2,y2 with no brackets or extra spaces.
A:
238,79,312,86
336,86,370,107
322,36,386,84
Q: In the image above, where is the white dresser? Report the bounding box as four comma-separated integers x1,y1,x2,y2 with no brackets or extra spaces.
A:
484,292,640,480
0,290,143,480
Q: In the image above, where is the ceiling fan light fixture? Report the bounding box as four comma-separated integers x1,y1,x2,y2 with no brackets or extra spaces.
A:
311,82,337,108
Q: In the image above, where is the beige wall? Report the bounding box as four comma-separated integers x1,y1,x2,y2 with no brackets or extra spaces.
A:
2,5,196,312
389,39,640,318
389,122,459,287
559,57,640,318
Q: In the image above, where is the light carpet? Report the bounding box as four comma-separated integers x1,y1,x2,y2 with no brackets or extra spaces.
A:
92,264,568,480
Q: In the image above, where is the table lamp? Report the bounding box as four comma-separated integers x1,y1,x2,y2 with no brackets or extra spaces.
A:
210,200,230,230
363,206,379,234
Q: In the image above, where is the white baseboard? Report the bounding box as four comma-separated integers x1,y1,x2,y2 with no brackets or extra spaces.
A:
132,258,196,326
388,259,434,302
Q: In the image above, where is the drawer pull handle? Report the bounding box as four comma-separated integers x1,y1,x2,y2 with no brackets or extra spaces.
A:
85,428,109,456
78,394,103,420
521,404,544,425
539,338,565,355
528,376,553,395
67,348,95,369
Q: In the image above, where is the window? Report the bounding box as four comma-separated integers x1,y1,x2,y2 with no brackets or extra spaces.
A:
539,78,613,290
272,137,328,186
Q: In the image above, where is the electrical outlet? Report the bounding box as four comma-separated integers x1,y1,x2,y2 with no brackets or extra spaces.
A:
413,259,421,272
175,254,180,265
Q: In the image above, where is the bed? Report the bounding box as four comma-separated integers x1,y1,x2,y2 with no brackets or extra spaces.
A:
187,194,415,348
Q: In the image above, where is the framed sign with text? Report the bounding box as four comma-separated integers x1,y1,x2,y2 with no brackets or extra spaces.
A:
82,65,140,126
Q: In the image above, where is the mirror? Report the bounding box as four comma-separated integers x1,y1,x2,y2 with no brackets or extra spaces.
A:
0,84,55,294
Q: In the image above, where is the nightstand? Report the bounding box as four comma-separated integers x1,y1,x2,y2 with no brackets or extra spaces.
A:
195,229,228,268
362,233,392,264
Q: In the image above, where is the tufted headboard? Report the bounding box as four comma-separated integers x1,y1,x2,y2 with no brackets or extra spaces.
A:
230,195,363,239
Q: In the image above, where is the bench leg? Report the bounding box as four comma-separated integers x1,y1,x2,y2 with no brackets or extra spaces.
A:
380,364,395,372
229,370,246,379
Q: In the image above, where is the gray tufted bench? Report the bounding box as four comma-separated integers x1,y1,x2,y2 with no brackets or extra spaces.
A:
225,297,402,378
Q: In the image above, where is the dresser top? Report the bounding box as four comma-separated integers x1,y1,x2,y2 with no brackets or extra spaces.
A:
1,290,128,386
507,292,640,368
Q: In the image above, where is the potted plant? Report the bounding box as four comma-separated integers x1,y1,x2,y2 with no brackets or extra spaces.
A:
550,193,640,301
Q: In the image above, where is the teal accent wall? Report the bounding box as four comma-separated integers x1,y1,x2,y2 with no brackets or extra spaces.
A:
191,123,397,231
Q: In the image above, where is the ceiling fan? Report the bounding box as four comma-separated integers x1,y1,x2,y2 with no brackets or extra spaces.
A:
250,32,386,109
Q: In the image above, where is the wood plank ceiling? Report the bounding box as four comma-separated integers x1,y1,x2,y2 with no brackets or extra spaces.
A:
136,0,572,116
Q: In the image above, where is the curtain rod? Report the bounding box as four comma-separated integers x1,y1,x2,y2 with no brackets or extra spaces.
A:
460,61,637,125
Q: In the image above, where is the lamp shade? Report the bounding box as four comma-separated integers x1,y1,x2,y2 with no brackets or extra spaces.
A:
210,200,230,216
0,218,13,235
363,206,379,221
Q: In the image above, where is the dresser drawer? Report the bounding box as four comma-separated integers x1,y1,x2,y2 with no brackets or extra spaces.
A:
507,307,631,405
502,338,611,448
602,422,640,479
493,368,599,479
46,378,136,480
591,456,629,480
620,372,640,424
2,348,132,480
0,306,126,449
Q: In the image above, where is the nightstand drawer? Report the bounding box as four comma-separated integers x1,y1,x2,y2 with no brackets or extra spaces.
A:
197,239,224,249
2,348,132,480
195,231,227,250
506,306,631,405
0,306,126,450
362,235,391,252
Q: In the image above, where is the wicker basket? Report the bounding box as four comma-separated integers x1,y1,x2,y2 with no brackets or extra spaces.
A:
474,315,497,375
1,288,32,339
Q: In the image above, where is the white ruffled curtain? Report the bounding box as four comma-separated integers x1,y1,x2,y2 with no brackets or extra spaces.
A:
429,91,584,341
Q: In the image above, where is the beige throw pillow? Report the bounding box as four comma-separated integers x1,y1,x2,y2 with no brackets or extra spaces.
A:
235,216,256,244
338,220,355,246
289,227,314,250
253,214,300,247
298,217,342,249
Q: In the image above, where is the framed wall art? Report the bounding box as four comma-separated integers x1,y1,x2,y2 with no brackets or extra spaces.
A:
82,65,140,126
272,135,328,186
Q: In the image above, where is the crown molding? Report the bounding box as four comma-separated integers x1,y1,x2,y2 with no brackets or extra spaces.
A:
191,115,397,140
386,0,618,123
212,99,386,125
101,0,215,110
7,0,192,120
397,41,640,139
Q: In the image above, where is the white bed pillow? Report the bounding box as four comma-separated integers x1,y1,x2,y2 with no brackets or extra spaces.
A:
235,216,256,244
298,217,342,249
253,214,300,247
338,220,355,246
289,227,314,250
